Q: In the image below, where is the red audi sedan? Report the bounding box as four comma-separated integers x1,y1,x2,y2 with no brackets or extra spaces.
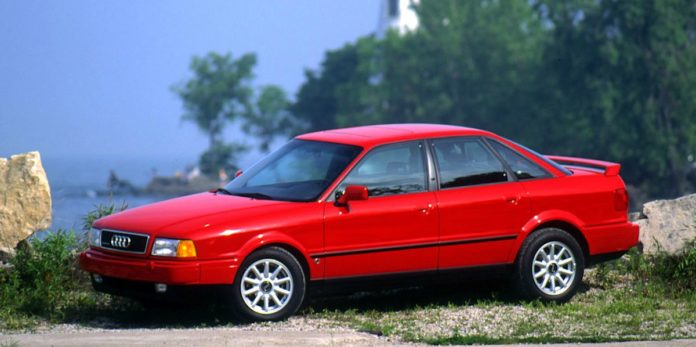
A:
80,124,639,321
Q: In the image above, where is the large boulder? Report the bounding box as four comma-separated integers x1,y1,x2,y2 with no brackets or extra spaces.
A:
0,151,52,261
635,193,696,255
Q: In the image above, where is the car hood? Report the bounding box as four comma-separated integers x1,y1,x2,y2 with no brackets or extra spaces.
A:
93,192,293,236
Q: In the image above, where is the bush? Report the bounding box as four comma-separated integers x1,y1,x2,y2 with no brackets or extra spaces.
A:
0,203,129,328
594,236,696,294
652,238,696,290
0,231,91,320
82,202,128,231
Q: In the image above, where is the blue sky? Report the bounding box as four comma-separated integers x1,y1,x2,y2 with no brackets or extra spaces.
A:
0,1,376,161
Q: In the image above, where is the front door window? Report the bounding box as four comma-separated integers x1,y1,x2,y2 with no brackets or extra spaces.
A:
338,141,427,197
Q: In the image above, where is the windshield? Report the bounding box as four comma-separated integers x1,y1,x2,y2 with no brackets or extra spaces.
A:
224,139,362,202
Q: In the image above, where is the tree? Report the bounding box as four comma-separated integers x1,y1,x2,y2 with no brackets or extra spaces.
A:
173,52,256,176
535,0,696,196
289,38,374,134
291,0,547,135
242,85,291,152
199,142,247,176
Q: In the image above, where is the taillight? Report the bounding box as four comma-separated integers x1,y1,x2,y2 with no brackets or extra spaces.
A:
614,188,628,211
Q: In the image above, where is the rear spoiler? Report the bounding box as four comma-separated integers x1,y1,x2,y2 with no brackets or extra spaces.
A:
545,155,621,176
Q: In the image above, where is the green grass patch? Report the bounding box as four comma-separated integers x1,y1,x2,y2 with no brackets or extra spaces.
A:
303,242,696,344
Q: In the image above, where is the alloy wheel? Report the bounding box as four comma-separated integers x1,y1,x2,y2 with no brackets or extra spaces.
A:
531,241,577,296
240,258,294,315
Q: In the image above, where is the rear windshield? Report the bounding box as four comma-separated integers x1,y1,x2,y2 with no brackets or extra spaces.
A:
506,140,573,176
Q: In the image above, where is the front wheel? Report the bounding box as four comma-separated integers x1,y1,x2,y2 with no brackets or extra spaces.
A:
231,247,306,321
515,228,584,302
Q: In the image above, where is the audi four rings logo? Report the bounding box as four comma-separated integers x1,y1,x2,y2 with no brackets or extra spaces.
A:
110,235,131,249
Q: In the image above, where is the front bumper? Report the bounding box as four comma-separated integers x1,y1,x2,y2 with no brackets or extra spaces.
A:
90,274,226,301
79,248,238,285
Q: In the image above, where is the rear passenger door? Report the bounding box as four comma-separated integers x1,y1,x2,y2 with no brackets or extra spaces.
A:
430,137,530,269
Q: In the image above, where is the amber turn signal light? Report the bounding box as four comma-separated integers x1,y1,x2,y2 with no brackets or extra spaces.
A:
176,240,197,258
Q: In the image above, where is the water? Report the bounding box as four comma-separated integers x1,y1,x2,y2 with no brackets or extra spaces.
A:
42,155,197,232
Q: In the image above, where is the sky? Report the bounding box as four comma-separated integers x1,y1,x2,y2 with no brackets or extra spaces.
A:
0,0,377,162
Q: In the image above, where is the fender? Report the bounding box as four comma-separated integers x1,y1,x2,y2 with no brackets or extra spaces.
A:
506,210,585,263
236,230,319,280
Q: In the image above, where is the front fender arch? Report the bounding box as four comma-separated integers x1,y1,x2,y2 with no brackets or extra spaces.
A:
236,231,315,280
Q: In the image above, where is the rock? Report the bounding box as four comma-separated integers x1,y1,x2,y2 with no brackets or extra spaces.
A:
0,151,52,260
636,193,696,255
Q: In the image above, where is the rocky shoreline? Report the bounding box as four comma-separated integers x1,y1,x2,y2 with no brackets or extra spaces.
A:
97,175,221,197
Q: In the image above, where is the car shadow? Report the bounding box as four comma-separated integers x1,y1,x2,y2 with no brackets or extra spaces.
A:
306,278,519,313
71,278,593,330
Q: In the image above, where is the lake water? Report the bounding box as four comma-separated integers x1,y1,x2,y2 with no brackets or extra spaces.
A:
43,155,200,232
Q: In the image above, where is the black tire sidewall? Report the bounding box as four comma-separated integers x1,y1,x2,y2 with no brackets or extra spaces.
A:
517,228,584,302
231,247,306,321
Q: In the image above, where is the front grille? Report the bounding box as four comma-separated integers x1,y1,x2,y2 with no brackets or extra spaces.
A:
100,230,149,254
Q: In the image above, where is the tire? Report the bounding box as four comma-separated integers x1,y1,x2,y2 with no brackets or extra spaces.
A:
230,247,306,321
515,228,584,302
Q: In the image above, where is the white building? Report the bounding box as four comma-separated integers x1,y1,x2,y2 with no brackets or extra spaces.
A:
377,0,420,37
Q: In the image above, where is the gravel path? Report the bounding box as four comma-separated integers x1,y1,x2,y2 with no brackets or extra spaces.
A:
2,326,695,347
0,328,402,346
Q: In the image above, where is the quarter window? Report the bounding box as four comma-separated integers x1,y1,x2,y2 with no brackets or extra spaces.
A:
432,138,508,188
487,140,549,180
339,141,426,197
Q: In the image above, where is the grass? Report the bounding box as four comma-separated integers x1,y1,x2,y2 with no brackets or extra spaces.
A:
302,278,695,344
0,205,694,345
302,245,696,344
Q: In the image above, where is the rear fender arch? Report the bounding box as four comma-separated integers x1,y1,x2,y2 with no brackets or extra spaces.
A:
507,210,588,263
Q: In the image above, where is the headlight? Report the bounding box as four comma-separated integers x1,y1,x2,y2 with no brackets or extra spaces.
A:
151,238,197,258
88,228,101,247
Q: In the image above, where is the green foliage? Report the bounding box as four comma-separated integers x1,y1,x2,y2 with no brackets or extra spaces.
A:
82,202,128,231
0,203,130,329
535,0,696,197
173,52,256,147
290,37,373,134
243,85,291,152
0,231,89,321
291,0,546,132
174,52,293,172
594,238,696,294
289,0,696,198
173,52,256,175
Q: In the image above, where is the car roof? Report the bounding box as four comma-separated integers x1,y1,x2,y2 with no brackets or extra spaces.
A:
296,123,494,148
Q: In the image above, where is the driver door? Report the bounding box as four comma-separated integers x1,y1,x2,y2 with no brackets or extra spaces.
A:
321,141,439,279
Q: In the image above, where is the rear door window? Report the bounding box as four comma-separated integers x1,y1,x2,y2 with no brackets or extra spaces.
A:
431,137,509,188
487,139,550,180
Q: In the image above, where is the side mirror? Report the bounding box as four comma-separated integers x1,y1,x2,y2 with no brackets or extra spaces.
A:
235,170,243,178
335,185,368,206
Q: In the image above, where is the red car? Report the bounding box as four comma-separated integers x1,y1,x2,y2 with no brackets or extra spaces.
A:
80,124,639,321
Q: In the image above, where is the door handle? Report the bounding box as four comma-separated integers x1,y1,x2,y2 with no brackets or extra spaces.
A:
504,196,521,205
416,203,433,214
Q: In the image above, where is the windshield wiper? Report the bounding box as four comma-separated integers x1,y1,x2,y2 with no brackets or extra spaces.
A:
210,188,234,195
231,192,275,200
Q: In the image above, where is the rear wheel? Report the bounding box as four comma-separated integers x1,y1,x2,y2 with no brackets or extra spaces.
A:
515,228,584,302
231,247,306,321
